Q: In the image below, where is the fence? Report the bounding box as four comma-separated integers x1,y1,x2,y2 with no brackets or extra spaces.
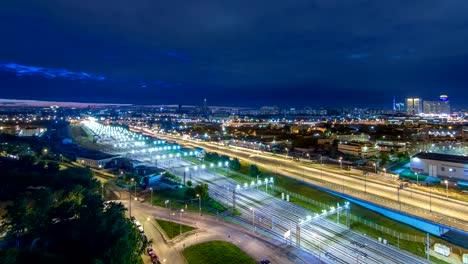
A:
273,186,427,243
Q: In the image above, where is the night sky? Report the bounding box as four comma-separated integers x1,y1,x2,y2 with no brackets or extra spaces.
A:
1,0,468,108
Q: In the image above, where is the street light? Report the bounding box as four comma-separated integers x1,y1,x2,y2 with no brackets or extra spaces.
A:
444,180,449,199
373,162,377,174
339,157,342,170
364,173,367,193
285,148,289,157
306,153,310,160
131,178,137,198
196,193,201,216
415,172,419,185
179,209,184,235
383,168,386,177
149,187,153,206
129,181,133,217
250,207,255,232
429,187,432,212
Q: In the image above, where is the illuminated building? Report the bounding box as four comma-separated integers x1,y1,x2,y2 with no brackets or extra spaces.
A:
410,152,468,182
406,98,422,115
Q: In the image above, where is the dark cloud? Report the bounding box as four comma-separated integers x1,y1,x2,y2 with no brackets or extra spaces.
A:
1,0,468,107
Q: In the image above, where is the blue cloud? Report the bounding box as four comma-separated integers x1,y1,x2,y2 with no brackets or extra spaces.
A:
1,62,182,89
347,53,369,60
166,51,190,61
0,62,107,81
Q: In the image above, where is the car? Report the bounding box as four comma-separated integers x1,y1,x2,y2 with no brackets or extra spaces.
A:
130,216,136,222
134,220,141,227
258,260,270,264
138,225,144,233
150,252,158,263
141,234,148,243
147,247,154,255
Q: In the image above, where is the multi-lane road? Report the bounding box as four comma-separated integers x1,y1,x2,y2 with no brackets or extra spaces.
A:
151,131,468,233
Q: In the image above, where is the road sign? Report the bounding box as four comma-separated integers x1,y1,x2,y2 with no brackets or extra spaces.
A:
164,200,169,204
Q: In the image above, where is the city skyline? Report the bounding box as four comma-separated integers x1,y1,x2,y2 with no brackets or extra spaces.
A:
1,1,468,108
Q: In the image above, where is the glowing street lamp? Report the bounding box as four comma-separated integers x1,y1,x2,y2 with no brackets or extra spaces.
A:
339,157,343,169
444,180,449,199
196,193,201,216
250,207,255,231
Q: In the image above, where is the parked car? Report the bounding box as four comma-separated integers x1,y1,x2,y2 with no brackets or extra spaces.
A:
258,260,270,264
147,247,154,255
150,252,158,263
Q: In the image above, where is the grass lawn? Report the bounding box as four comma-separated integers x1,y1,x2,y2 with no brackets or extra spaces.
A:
183,240,256,264
146,188,228,215
156,219,196,239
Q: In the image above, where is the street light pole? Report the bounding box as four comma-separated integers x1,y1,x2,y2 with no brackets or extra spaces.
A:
196,194,201,216
429,187,432,212
129,178,134,217
131,178,136,198
179,209,184,235
397,187,401,211
444,180,449,199
250,207,255,232
150,187,153,206
339,157,342,170
364,173,367,193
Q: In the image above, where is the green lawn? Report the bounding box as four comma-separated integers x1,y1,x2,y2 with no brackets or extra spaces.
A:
156,219,196,239
183,240,256,264
146,187,229,215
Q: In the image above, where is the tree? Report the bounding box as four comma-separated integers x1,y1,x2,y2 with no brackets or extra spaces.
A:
46,161,60,173
186,180,193,187
194,183,209,199
379,152,390,167
204,152,220,163
185,187,196,198
249,164,260,177
229,158,241,171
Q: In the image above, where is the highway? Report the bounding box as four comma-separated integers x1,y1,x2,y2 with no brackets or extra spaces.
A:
151,131,468,233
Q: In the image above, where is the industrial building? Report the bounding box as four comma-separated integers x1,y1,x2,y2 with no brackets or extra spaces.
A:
338,141,379,158
410,152,468,182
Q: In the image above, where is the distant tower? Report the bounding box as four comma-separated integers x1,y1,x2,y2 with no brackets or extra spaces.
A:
204,98,207,109
439,94,450,114
393,96,396,111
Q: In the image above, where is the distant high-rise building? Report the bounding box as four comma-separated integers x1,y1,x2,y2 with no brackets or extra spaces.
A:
423,95,450,115
406,98,422,115
395,102,405,112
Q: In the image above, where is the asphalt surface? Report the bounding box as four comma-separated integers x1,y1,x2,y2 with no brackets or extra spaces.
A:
116,189,316,264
